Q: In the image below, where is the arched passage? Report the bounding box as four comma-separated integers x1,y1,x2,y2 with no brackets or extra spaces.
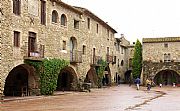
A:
124,70,132,84
4,64,37,96
56,67,78,91
154,70,180,85
84,67,98,87
102,66,111,86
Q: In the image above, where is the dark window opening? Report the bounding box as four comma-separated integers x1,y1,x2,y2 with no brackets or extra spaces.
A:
83,45,86,55
121,60,124,66
41,0,46,25
96,24,98,33
28,32,36,52
164,53,171,62
164,43,168,48
74,20,79,29
63,41,66,50
13,0,21,15
61,14,67,26
14,31,20,47
52,10,58,23
87,18,90,29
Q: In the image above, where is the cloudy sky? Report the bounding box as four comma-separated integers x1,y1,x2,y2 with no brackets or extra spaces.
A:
62,0,180,43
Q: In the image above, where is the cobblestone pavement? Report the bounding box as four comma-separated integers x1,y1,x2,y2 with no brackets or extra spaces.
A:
0,85,179,111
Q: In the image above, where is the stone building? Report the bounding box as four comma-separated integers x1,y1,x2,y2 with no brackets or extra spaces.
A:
113,34,133,83
142,37,180,85
0,0,130,97
124,43,135,83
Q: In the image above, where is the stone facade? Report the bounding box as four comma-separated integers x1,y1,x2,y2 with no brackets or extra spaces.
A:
142,37,180,85
0,0,130,96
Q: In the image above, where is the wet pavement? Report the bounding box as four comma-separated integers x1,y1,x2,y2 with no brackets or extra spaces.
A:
0,85,179,111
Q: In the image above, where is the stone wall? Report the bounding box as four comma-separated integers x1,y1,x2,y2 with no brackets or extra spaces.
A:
0,0,128,94
142,61,180,84
143,42,180,62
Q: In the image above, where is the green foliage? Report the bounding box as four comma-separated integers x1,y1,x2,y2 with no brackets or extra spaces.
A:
24,60,42,75
96,59,108,87
25,59,69,95
132,39,142,79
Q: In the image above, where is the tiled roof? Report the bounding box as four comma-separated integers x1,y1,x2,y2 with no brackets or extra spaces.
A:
73,7,117,33
143,37,180,43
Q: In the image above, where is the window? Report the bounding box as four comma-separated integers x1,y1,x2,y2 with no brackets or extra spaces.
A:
121,47,124,54
41,0,46,25
107,47,109,55
118,59,119,67
63,41,66,50
96,24,98,33
121,60,124,66
164,53,171,62
164,43,168,48
13,0,21,15
129,59,132,67
74,19,79,29
29,32,36,52
14,31,20,47
87,18,90,29
107,29,109,37
52,10,58,23
61,14,67,26
83,45,86,55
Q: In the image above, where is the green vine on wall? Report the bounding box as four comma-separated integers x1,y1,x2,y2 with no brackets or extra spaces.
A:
25,58,69,95
96,59,107,88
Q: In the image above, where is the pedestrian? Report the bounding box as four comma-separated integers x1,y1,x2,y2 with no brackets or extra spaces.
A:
135,77,141,90
173,83,176,88
159,83,162,88
146,78,151,91
129,78,132,86
118,75,121,85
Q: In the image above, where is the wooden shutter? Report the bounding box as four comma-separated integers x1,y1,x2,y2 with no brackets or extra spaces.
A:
41,1,46,25
14,31,20,47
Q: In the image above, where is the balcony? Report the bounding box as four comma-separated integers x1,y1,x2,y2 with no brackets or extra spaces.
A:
106,54,113,63
70,50,82,63
23,43,45,61
91,55,102,66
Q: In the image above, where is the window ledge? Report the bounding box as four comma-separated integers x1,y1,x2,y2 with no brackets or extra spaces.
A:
61,50,67,53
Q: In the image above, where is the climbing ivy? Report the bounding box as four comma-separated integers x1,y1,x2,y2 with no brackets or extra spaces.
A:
96,59,108,88
25,58,69,95
24,60,42,76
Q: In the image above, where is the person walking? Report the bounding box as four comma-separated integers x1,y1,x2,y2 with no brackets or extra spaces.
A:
135,77,141,90
146,78,151,91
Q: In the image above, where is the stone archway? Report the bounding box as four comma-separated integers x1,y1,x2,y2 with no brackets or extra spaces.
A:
56,66,78,91
102,66,111,86
124,70,132,84
142,61,180,85
4,64,38,97
84,67,98,87
154,70,180,85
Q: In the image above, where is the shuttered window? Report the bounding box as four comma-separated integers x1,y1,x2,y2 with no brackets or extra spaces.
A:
29,32,36,52
61,14,67,26
13,0,21,15
41,0,46,25
14,31,20,47
52,10,58,23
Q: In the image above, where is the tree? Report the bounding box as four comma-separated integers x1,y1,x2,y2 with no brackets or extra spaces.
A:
132,39,142,79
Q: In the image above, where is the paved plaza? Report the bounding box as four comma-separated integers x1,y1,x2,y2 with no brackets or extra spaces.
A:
0,85,180,111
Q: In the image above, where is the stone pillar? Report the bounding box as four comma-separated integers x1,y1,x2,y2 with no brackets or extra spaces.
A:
0,80,3,100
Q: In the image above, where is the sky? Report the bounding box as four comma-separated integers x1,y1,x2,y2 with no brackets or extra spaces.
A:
62,0,180,43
